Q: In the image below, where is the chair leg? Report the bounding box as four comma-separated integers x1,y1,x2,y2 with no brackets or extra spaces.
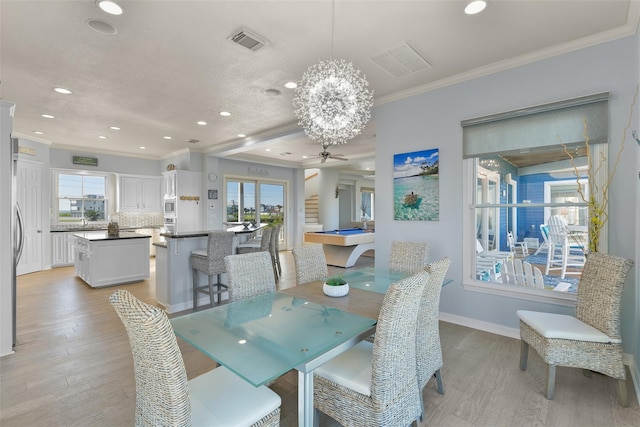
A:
435,369,444,394
546,365,556,400
419,387,425,422
192,268,199,311
618,379,629,407
519,340,529,370
207,274,214,308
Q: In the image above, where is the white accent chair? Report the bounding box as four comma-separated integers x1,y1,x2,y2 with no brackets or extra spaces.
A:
545,215,586,279
109,289,281,426
507,231,528,256
517,253,634,407
501,258,544,288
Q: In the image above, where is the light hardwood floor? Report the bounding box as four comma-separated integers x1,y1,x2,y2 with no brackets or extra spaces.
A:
1,252,638,426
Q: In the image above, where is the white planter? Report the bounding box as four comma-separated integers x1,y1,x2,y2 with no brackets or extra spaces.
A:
323,283,349,297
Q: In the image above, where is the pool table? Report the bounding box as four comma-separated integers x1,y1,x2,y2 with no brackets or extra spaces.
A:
304,228,375,268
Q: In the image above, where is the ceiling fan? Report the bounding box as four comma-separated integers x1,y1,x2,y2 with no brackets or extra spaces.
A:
316,145,348,163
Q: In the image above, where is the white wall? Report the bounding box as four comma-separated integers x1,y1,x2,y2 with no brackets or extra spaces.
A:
374,35,639,355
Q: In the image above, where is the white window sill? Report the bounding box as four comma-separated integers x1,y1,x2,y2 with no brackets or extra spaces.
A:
462,279,577,307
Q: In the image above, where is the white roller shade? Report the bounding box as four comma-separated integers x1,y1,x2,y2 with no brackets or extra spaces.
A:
461,92,609,158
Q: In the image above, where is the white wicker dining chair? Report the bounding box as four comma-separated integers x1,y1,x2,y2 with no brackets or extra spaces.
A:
224,251,276,303
389,240,429,274
236,226,271,254
291,244,328,285
109,289,281,427
417,257,451,419
313,271,427,426
517,252,634,406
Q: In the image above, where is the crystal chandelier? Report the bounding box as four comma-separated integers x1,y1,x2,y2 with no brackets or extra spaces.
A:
292,2,373,146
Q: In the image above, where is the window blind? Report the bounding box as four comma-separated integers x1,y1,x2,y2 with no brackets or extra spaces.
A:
461,92,609,158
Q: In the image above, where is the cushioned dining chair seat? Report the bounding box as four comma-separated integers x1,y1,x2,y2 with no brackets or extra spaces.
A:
314,341,373,397
517,310,615,343
190,366,282,427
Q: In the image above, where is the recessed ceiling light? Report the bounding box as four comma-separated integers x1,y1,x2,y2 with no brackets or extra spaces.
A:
33,131,43,135
98,135,107,139
87,19,117,35
465,0,487,15
197,121,207,126
96,0,123,15
110,126,120,130
41,114,54,119
163,136,172,140
53,87,72,95
302,155,308,159
139,146,146,150
219,111,231,117
237,133,246,138
284,81,298,89
265,148,272,152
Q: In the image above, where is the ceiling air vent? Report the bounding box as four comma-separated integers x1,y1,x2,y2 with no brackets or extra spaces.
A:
228,27,269,52
188,139,199,144
370,41,431,78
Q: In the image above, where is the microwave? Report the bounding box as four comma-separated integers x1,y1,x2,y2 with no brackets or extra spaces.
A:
164,199,176,215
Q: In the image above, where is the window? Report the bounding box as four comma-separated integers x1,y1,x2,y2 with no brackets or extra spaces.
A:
461,93,609,304
225,178,285,226
54,171,109,224
360,187,374,220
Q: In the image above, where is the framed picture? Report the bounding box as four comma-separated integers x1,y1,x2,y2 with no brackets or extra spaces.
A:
393,148,439,221
208,189,218,200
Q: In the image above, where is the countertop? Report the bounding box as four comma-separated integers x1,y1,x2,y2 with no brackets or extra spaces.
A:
72,231,152,241
52,225,162,233
160,223,267,239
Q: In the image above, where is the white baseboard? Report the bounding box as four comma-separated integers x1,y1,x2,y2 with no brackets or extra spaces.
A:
440,311,640,404
439,312,520,339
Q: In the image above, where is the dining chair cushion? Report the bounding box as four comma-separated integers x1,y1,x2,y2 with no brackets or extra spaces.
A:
517,310,615,343
314,341,373,397
189,366,281,427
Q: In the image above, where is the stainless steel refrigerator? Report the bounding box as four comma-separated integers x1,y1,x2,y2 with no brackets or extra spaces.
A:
1,100,21,355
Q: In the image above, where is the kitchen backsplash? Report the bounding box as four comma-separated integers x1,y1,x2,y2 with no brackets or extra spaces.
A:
116,212,164,228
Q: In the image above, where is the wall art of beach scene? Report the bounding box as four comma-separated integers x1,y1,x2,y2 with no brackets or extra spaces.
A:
393,148,439,221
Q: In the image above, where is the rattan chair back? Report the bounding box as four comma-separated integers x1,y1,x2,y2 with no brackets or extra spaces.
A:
224,251,276,302
110,289,191,426
389,240,429,274
575,252,633,340
292,244,328,285
417,257,451,390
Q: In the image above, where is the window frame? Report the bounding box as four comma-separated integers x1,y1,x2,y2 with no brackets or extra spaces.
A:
52,169,110,225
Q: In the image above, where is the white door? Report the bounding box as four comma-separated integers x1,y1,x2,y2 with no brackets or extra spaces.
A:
17,160,43,275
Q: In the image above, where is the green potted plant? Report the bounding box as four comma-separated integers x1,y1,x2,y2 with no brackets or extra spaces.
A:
323,275,349,297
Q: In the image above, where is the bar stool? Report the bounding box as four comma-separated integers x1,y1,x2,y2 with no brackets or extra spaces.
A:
272,224,283,280
268,224,282,281
190,231,234,310
236,226,271,254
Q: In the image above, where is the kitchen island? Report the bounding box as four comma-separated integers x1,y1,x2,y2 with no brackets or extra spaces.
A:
154,224,266,313
73,231,151,288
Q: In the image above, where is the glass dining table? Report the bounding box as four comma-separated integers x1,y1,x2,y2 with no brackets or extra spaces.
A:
170,268,449,426
170,289,378,427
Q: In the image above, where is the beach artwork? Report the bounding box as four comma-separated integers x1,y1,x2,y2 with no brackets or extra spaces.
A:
393,148,439,221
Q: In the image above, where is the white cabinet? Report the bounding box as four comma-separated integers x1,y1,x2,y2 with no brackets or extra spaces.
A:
51,232,75,266
119,175,161,212
74,234,150,288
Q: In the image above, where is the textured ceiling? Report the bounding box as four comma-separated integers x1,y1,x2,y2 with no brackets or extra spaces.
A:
1,1,638,175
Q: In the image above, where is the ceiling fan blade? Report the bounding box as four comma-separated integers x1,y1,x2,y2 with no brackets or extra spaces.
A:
330,155,348,161
321,156,327,163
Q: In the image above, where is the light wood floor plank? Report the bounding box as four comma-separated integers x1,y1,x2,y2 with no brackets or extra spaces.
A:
1,251,638,426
